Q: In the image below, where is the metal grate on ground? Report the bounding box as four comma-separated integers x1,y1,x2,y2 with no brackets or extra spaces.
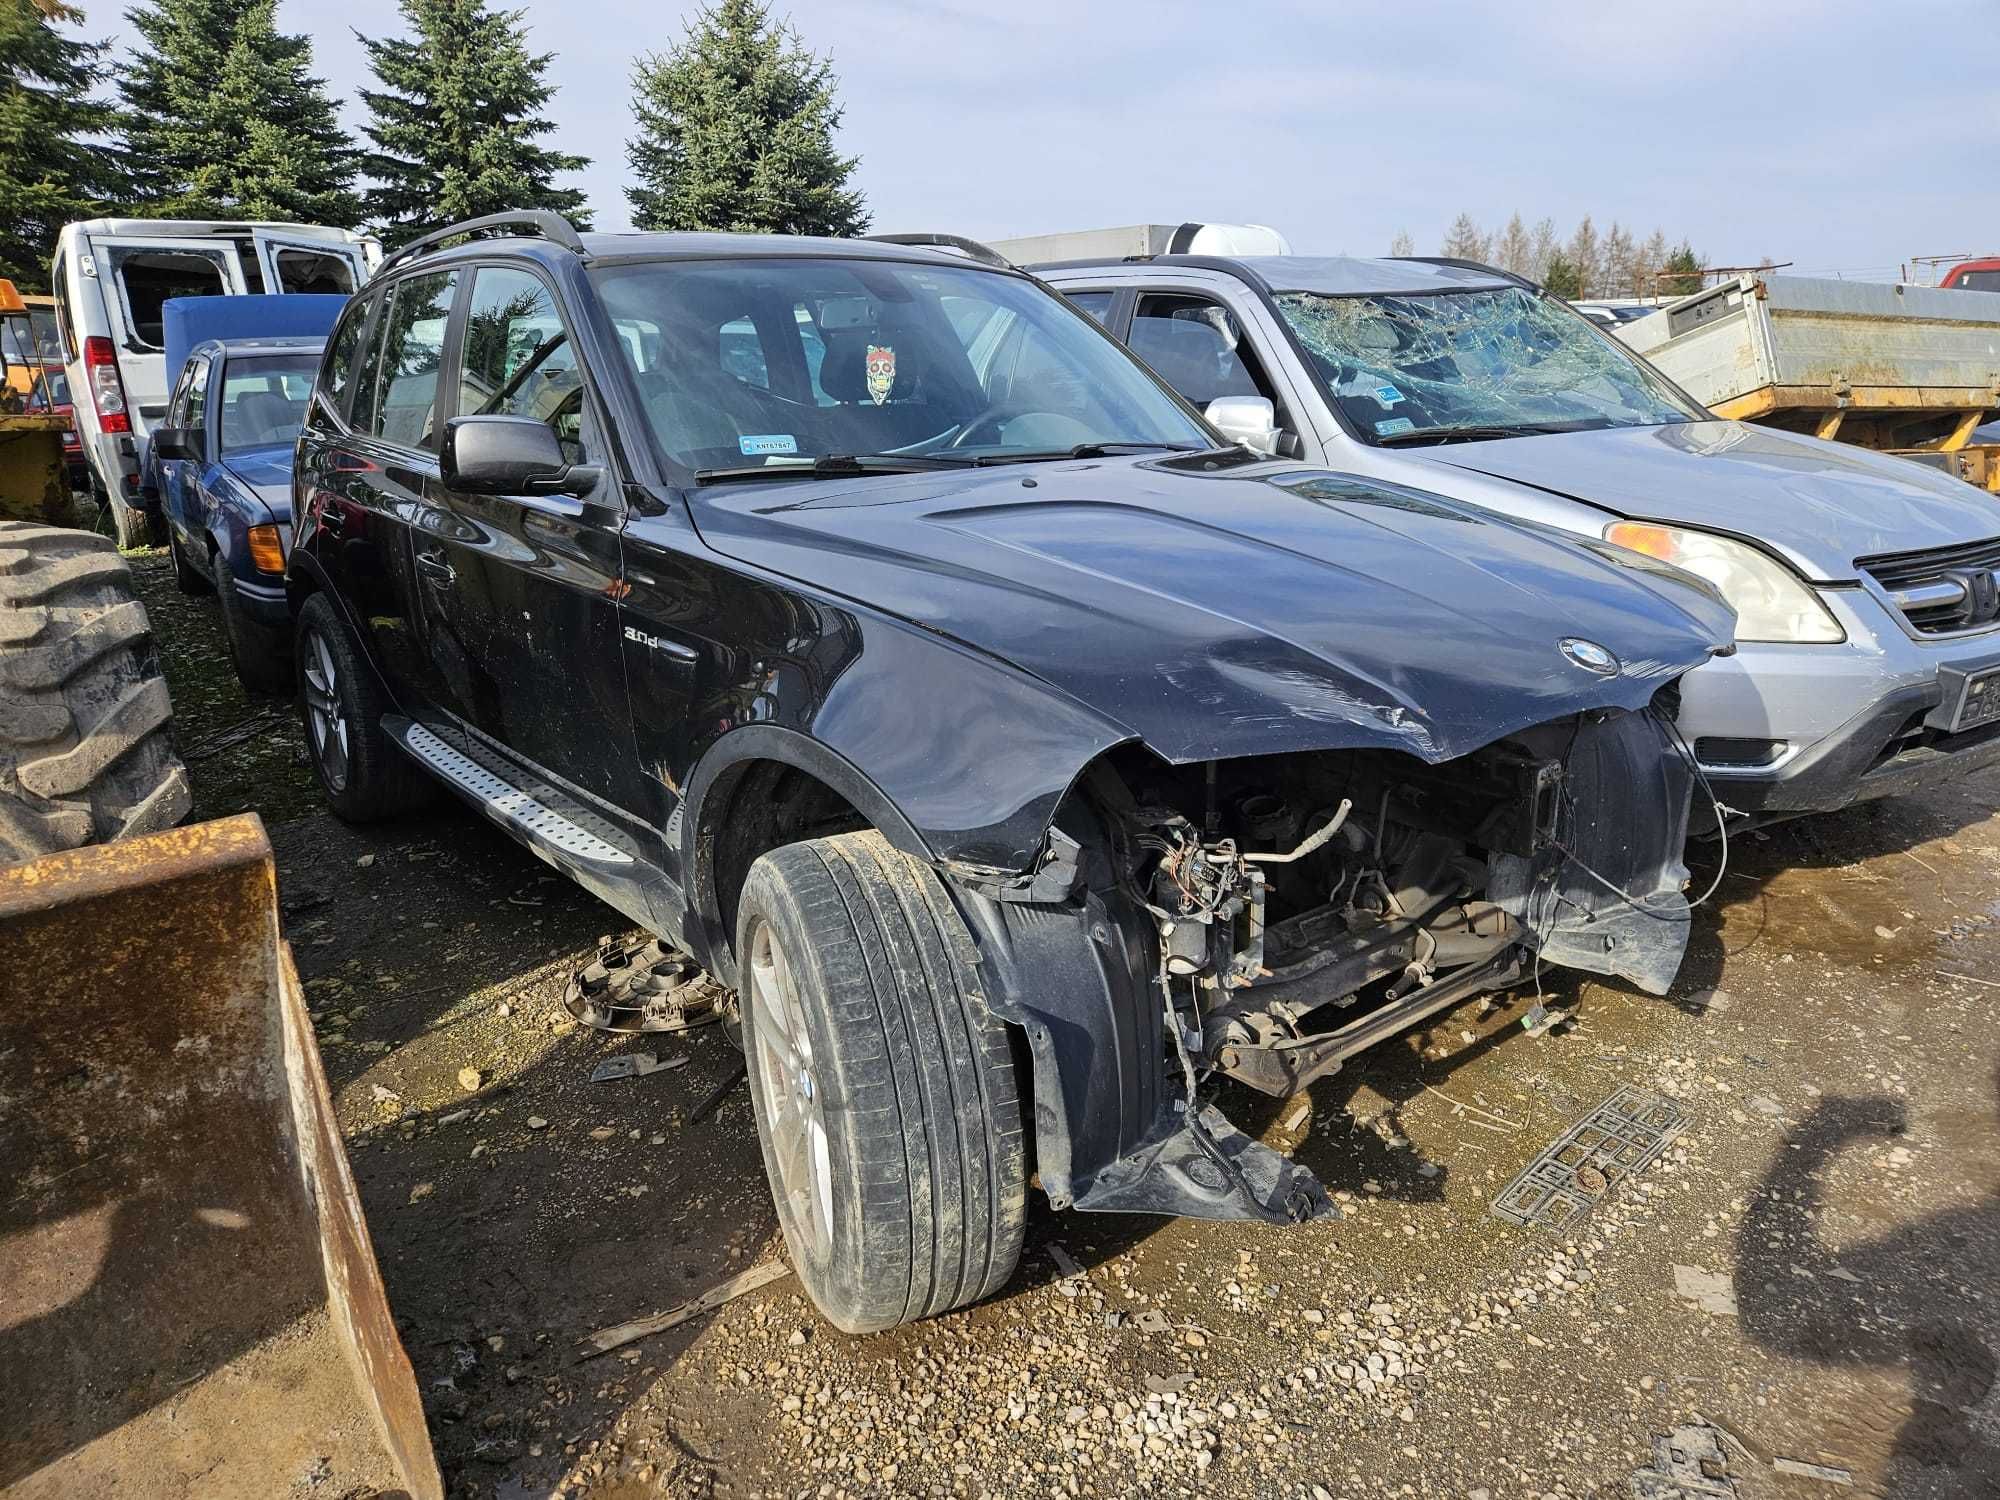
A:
1491,1085,1690,1231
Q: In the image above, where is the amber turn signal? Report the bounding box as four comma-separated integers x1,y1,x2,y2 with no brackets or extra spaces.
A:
246,524,286,574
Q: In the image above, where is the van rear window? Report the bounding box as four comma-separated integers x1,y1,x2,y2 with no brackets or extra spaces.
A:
108,246,234,349
268,248,356,295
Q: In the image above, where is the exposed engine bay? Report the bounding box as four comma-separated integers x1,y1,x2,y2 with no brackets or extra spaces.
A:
1098,698,1698,1099
953,696,1703,1228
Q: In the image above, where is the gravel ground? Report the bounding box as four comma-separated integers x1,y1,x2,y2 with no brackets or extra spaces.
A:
134,551,2000,1500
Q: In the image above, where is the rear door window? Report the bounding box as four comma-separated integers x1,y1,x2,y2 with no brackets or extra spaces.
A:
317,291,374,427
182,354,210,437
268,248,358,295
104,243,240,350
356,271,458,449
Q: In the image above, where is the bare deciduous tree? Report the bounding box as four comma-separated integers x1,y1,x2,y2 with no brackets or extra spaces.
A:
1388,229,1415,257
1528,217,1559,281
1601,220,1636,298
1439,212,1489,262
1493,213,1532,276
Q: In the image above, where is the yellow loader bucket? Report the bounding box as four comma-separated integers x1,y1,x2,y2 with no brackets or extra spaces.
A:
0,816,442,1499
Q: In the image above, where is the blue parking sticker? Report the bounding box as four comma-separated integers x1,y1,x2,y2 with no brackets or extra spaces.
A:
739,433,799,456
1373,383,1405,407
1375,417,1416,435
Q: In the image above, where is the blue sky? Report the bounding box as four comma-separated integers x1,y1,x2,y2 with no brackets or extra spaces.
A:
85,0,1997,280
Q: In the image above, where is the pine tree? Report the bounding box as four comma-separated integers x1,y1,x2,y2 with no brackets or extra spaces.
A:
1566,215,1601,298
0,0,118,290
625,0,866,236
120,0,358,223
1662,242,1704,297
358,0,590,246
1439,212,1488,262
1540,249,1584,300
1493,213,1532,276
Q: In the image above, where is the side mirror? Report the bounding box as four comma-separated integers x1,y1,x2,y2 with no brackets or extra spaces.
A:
1204,396,1280,457
153,425,205,464
442,415,598,498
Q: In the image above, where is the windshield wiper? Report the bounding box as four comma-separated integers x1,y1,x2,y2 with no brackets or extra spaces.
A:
1373,421,1608,448
967,441,1203,466
694,453,979,484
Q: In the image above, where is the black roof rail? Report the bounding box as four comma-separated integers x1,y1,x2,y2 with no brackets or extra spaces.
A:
369,210,587,281
1392,254,1544,293
863,233,1014,270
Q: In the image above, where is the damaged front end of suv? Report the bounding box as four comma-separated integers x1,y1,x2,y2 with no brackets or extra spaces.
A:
951,698,1701,1226
696,452,1737,1237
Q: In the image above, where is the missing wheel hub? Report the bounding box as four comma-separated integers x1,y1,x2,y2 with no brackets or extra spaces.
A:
564,935,728,1034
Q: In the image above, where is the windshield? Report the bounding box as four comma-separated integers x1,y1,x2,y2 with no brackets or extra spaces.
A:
219,354,317,453
590,257,1212,473
1273,285,1703,445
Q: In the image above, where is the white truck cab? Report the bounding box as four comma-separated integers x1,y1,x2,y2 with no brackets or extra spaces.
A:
49,219,379,544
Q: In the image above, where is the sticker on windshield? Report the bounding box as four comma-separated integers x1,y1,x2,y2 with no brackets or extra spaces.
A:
1375,417,1416,436
738,433,798,456
1373,383,1405,407
865,344,896,405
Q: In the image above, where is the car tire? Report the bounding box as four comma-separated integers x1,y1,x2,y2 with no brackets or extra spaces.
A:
736,829,1027,1333
217,571,290,696
167,524,209,594
0,520,191,864
294,592,429,822
105,488,150,551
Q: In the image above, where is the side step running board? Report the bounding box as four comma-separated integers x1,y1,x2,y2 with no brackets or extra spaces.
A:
387,718,634,866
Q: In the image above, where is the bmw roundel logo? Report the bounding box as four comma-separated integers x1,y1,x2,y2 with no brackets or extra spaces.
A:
1560,637,1620,675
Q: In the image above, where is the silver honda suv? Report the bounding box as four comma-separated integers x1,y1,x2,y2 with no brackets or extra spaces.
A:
1039,252,2000,821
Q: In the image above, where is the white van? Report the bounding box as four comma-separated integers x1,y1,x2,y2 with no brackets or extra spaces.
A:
50,219,380,544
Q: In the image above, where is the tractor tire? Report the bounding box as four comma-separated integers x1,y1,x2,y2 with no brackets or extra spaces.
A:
0,520,191,865
736,830,1028,1333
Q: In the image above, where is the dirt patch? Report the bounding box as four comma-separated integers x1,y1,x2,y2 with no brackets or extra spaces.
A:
101,584,2000,1499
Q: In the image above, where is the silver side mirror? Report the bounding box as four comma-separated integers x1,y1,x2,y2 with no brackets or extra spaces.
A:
1204,396,1279,456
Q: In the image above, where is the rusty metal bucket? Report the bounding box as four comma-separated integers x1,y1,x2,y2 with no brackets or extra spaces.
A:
0,816,442,1499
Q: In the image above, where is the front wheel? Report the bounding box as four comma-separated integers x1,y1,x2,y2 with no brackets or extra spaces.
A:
737,830,1027,1333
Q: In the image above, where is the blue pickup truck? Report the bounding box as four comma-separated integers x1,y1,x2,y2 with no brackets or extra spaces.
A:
147,295,344,692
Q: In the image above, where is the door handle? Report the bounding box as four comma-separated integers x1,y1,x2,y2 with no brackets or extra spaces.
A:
416,551,456,588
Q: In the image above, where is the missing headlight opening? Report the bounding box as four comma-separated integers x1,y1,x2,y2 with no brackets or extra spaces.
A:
966,695,1701,1226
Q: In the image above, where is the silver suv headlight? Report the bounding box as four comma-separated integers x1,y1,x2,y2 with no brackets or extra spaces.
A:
1604,521,1844,644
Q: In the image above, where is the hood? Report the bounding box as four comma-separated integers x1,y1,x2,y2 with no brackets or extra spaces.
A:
688,458,1735,766
218,444,295,522
1418,419,2000,580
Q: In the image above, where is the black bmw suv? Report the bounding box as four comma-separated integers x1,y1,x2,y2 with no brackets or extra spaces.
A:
289,212,1734,1332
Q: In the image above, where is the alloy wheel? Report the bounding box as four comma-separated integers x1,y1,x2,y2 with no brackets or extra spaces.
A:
301,627,351,792
747,917,833,1257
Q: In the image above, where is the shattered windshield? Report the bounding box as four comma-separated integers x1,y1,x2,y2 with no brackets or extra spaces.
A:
1273,286,1702,446
591,257,1211,475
